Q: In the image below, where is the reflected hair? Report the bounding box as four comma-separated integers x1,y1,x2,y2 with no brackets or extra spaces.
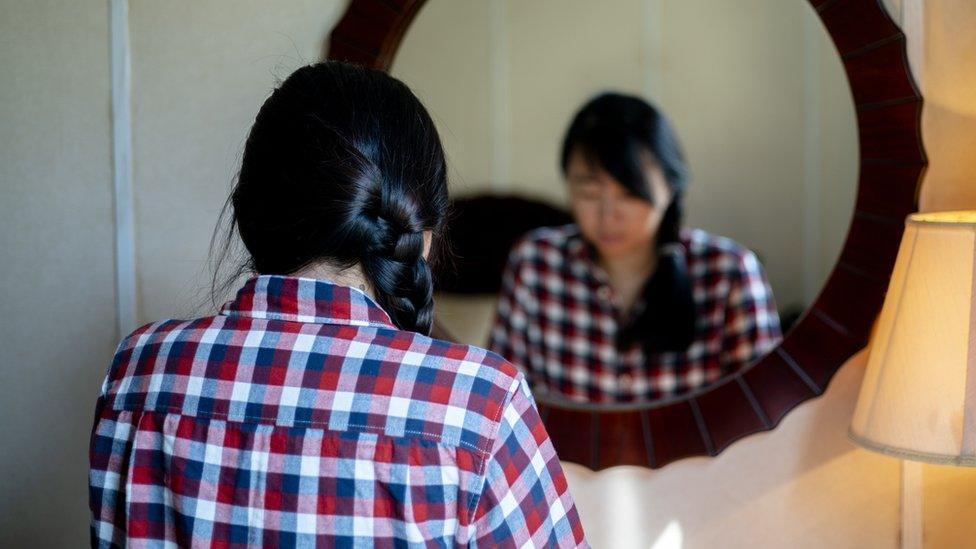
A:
214,61,449,335
560,92,696,354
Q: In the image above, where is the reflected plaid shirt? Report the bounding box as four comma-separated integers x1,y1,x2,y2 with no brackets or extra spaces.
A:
89,275,587,547
488,225,782,403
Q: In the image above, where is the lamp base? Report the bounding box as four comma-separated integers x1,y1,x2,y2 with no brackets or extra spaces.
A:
902,460,923,549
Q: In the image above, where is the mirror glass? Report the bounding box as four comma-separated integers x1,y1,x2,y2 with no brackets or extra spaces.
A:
391,0,857,404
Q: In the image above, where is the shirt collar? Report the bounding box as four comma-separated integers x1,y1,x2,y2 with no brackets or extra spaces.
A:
220,275,396,329
564,225,610,286
565,225,595,263
565,224,693,262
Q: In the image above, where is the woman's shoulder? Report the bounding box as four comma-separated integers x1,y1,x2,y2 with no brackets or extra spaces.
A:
681,227,763,272
344,330,529,454
105,316,226,380
104,315,528,455
515,223,579,249
113,315,524,393
403,331,524,384
113,317,206,356
508,223,581,264
681,228,756,259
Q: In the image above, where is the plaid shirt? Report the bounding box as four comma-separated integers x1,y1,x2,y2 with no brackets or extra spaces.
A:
488,224,782,403
89,275,586,547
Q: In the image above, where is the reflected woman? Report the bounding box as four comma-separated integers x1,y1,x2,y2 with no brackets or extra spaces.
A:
488,93,782,403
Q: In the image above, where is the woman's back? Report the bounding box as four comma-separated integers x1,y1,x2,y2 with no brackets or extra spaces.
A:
89,62,586,547
90,275,585,546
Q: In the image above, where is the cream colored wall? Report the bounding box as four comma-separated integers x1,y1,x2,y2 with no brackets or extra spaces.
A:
393,0,858,314
129,0,349,322
0,1,116,545
818,30,859,290
565,351,901,548
917,0,976,213
653,0,850,306
912,0,976,546
392,0,494,196
505,0,644,206
656,0,802,308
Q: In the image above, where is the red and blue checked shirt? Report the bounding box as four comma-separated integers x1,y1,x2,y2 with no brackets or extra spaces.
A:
488,224,782,403
89,275,587,547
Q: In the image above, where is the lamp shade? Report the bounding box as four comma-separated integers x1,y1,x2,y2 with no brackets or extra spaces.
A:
850,211,976,465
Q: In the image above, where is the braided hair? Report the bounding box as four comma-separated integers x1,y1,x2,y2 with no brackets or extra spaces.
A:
228,62,448,334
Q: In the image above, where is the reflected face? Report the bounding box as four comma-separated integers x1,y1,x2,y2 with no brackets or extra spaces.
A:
566,148,673,259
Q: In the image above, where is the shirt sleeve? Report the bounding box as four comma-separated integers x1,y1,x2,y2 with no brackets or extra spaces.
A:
487,240,534,377
720,250,783,373
89,398,137,547
469,377,588,548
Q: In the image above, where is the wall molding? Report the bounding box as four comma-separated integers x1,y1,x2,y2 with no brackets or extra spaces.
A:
110,0,137,336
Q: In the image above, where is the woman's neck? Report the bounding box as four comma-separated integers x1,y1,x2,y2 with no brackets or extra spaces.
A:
597,242,658,316
598,243,657,283
291,262,374,299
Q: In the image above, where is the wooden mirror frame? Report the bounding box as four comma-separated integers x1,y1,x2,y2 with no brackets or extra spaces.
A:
325,0,926,470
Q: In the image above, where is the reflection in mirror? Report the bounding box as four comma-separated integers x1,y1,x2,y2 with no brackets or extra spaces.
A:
392,0,857,403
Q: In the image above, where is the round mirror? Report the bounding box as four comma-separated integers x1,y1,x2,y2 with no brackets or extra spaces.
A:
326,0,924,468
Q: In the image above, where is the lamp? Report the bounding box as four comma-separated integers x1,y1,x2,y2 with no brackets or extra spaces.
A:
850,211,976,548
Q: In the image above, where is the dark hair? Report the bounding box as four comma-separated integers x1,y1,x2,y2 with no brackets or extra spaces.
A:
560,92,696,353
218,61,449,335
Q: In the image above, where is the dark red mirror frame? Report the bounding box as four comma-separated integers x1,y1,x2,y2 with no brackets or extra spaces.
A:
325,0,926,470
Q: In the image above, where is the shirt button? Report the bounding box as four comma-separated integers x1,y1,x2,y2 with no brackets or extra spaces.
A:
597,286,612,300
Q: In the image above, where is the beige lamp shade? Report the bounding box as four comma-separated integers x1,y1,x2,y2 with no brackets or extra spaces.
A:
850,211,976,465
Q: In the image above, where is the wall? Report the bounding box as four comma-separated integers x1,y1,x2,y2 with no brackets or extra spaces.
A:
911,0,976,545
564,351,901,548
0,0,974,547
129,0,350,322
0,1,116,545
389,0,494,197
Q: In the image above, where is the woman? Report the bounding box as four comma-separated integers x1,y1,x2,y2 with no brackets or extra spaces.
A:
489,93,781,403
89,62,586,547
